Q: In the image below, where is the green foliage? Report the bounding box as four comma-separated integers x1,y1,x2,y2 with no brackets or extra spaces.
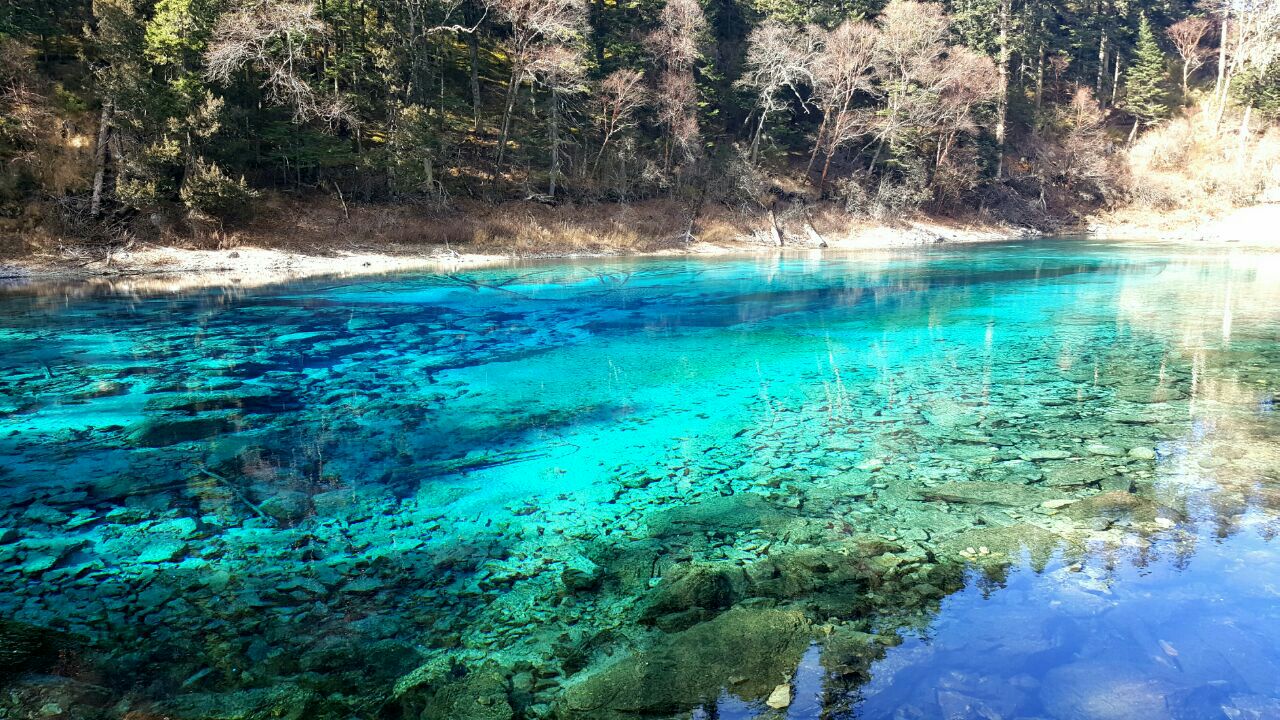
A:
1123,14,1170,125
0,0,1261,225
179,158,257,219
1235,63,1280,122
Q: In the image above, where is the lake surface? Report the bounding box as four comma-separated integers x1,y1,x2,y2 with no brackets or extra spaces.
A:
2,239,1280,720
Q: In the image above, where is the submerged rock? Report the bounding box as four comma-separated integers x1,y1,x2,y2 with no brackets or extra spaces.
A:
0,620,82,676
940,523,1081,571
917,481,1060,508
561,555,602,592
258,491,313,525
646,493,793,538
559,607,812,718
640,563,745,628
1040,661,1174,720
165,685,317,720
128,415,239,448
394,654,513,720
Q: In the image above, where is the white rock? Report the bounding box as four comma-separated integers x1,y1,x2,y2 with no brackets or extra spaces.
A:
766,683,791,709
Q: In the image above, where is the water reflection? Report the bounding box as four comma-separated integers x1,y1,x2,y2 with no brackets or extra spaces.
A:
1,241,1279,719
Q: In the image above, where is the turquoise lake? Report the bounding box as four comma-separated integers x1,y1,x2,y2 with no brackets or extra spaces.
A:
2,239,1280,719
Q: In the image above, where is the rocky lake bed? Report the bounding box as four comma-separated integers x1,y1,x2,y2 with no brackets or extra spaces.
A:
2,240,1280,719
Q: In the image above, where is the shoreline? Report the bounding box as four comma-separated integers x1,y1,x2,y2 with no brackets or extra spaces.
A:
3,203,1277,294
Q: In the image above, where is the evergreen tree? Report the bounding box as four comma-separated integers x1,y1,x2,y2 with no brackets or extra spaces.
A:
1123,13,1169,135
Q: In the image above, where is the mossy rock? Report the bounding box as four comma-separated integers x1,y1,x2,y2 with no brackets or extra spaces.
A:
1065,490,1173,526
558,607,812,718
639,562,747,629
393,654,513,720
819,625,888,679
1041,462,1114,489
917,481,1061,508
166,685,317,720
0,620,82,676
646,493,794,539
128,415,241,447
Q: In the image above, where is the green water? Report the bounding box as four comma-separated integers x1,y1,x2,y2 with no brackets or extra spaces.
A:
1,240,1279,719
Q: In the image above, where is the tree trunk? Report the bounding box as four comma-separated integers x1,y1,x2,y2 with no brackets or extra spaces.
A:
1213,14,1229,113
1237,102,1253,162
1128,116,1141,144
1096,25,1108,99
1035,43,1045,110
1111,55,1121,106
750,110,768,165
90,100,113,220
806,112,829,179
1213,14,1232,133
549,84,560,198
468,31,482,132
995,0,1012,180
767,206,783,247
496,67,520,166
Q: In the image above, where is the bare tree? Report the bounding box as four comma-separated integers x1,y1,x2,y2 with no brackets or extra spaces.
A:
491,0,586,167
930,46,999,168
1206,0,1280,131
646,0,707,169
869,1,952,164
809,20,878,185
529,43,587,198
205,1,351,125
1167,16,1214,98
593,69,647,173
737,20,819,164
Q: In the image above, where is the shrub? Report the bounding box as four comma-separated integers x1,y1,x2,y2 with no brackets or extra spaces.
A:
179,158,257,221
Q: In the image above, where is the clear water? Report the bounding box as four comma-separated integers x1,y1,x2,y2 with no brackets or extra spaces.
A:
2,240,1279,720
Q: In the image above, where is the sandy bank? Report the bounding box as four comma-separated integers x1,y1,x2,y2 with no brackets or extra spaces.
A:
0,213,1031,294
1088,203,1280,247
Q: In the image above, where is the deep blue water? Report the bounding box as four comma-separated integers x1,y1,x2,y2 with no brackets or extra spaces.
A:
1,239,1279,719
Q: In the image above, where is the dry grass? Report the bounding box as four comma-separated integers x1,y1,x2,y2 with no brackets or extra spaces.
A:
1126,104,1280,213
141,194,763,258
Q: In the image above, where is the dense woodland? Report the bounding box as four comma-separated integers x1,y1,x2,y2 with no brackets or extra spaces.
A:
0,0,1278,242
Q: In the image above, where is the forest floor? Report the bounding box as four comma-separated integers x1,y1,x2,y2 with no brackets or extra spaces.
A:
2,196,1277,292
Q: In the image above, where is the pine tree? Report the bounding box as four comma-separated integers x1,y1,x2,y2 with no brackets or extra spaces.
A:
1123,13,1170,137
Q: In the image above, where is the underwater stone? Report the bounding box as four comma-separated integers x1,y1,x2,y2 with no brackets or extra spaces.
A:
941,524,1081,571
917,481,1060,508
1039,662,1174,720
766,682,791,709
0,620,82,675
559,607,812,718
1041,462,1113,489
1026,450,1073,461
128,416,239,448
1066,491,1163,525
258,491,313,524
394,654,514,720
21,503,69,525
646,493,793,538
640,563,745,627
138,541,188,564
561,556,602,592
165,685,318,720
819,625,885,678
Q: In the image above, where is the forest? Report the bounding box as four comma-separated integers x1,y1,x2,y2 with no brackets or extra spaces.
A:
0,0,1278,246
